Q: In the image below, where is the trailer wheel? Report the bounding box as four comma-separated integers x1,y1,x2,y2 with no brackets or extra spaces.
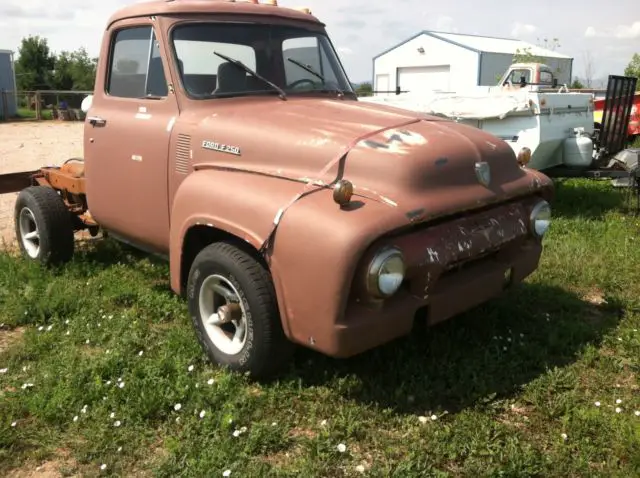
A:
186,241,294,379
14,186,75,266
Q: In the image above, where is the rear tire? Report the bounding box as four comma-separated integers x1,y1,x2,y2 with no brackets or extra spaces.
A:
14,186,75,266
186,241,294,379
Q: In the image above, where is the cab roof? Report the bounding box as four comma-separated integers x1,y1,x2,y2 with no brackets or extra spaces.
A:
108,0,323,27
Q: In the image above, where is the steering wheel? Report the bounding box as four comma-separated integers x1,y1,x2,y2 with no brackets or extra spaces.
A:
287,78,317,90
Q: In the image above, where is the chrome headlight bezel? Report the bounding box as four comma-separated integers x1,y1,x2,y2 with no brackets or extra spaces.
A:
366,247,406,299
529,199,551,237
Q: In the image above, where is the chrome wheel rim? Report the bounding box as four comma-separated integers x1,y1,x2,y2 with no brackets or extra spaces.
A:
198,274,248,355
18,207,40,258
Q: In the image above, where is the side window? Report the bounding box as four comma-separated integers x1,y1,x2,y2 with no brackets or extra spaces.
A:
539,71,553,84
107,26,168,98
283,37,339,87
508,69,531,84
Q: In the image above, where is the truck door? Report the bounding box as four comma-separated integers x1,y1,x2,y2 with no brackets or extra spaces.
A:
84,21,179,254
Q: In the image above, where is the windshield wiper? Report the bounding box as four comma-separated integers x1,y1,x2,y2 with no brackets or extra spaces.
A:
287,57,326,82
286,58,345,97
213,51,287,100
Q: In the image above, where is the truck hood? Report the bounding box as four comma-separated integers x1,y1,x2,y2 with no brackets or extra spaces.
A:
187,97,547,220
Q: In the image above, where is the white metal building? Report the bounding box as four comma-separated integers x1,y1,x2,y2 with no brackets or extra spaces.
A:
372,31,573,95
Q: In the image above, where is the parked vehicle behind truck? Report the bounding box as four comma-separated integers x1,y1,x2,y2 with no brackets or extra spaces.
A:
361,62,639,180
3,0,554,379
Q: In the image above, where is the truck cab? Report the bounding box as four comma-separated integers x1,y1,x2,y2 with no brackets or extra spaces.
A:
13,0,554,379
498,62,559,91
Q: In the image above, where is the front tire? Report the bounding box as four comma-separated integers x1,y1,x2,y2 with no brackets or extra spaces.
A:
14,186,75,266
187,241,294,379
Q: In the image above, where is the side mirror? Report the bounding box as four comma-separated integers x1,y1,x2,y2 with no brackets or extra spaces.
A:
552,78,558,87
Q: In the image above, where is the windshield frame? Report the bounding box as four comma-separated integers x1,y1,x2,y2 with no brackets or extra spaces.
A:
167,18,356,101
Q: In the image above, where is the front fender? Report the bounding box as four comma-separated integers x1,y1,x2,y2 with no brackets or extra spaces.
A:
169,168,407,346
169,169,309,300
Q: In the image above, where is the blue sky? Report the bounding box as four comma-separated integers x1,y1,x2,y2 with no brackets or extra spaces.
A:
1,0,638,85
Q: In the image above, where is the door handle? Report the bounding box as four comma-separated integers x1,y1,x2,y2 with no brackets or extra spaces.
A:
87,116,106,126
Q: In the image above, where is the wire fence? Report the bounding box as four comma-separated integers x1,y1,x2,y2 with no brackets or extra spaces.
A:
0,89,91,122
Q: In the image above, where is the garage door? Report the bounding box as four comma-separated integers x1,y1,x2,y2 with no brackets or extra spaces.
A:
397,65,451,94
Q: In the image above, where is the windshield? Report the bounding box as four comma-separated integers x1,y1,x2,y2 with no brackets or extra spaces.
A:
171,22,355,99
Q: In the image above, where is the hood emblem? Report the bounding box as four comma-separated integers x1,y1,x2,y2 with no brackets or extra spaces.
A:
202,140,241,156
474,161,491,187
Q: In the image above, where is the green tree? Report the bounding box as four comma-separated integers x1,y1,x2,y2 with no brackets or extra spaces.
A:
570,79,584,89
355,82,373,96
53,47,97,91
624,53,640,91
14,35,56,90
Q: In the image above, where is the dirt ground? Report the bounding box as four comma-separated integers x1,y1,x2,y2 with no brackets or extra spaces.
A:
0,121,83,247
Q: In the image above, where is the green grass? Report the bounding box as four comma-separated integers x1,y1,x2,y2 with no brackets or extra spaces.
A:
1,179,640,477
15,107,54,120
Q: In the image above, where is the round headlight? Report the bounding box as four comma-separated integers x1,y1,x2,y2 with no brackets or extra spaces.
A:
530,199,551,237
367,247,405,298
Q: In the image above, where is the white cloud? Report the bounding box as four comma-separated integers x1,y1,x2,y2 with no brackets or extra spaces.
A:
584,21,640,39
614,21,640,39
511,22,537,38
584,26,599,37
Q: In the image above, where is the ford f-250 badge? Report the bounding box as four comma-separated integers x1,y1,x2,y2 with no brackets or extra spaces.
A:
202,140,241,156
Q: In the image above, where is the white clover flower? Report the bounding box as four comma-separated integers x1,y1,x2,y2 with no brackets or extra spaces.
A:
561,433,568,440
207,379,215,385
188,365,194,372
100,464,107,471
233,430,241,437
174,404,182,411
634,411,640,416
356,464,366,473
616,399,622,404
110,412,116,418
138,351,144,357
595,401,601,407
11,421,17,427
118,382,125,389
223,471,231,477
615,407,622,413
117,447,123,452
73,416,78,422
271,422,277,426
199,410,206,419
320,419,327,426
46,325,53,331
431,415,438,421
0,368,7,374
418,416,428,424
337,443,346,453
114,420,121,427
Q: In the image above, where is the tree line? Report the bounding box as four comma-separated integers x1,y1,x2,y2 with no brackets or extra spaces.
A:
14,35,97,92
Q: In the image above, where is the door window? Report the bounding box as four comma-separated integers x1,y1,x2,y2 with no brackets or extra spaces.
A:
107,26,168,98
